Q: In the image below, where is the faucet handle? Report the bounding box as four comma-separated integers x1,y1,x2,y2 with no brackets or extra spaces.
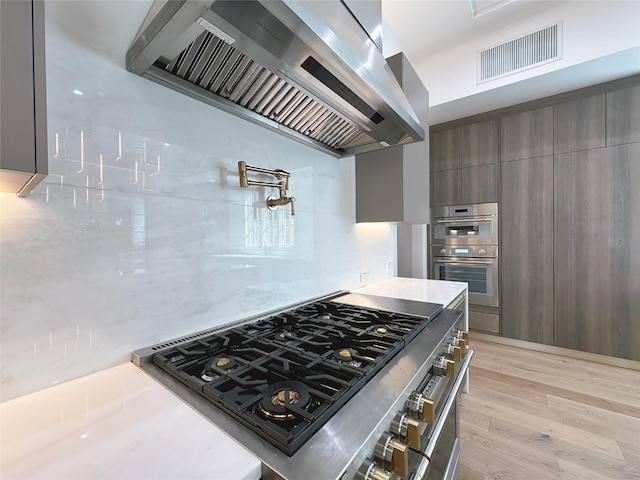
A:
266,195,295,216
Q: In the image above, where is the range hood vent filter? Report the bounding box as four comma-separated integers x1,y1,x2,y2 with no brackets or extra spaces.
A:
162,32,368,149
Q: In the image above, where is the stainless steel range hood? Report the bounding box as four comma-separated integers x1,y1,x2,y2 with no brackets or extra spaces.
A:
126,0,425,157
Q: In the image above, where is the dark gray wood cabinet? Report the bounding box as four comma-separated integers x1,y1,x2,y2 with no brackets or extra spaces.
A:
429,120,497,206
461,164,498,204
554,94,606,154
500,107,553,162
501,156,554,344
554,143,640,360
462,119,498,167
607,84,640,146
429,128,461,172
430,169,460,206
429,75,640,360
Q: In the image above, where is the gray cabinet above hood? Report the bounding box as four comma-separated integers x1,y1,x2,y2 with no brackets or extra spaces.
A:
126,0,425,157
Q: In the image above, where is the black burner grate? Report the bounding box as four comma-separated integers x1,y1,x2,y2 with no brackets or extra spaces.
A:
151,297,440,454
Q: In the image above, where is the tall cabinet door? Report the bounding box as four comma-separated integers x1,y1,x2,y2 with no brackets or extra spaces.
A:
430,128,461,172
501,156,554,344
430,169,461,206
461,119,498,167
554,143,640,360
607,84,640,146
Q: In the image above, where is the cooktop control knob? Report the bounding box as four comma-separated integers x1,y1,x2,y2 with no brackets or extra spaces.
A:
406,391,435,424
443,342,462,362
355,460,395,480
433,355,455,378
453,329,470,350
390,412,421,449
374,433,409,479
454,329,469,342
478,248,486,255
439,248,446,254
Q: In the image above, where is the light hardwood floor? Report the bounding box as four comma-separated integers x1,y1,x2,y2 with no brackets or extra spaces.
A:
458,337,640,480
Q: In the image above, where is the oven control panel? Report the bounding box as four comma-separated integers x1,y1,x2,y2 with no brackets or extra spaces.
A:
432,245,498,258
354,326,471,480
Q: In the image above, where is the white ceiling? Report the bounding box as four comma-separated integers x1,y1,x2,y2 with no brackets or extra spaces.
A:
380,0,640,124
382,0,567,65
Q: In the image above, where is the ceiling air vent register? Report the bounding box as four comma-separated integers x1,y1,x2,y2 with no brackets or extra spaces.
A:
478,22,562,83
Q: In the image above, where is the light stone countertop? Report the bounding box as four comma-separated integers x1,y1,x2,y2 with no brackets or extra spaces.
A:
0,278,466,479
355,277,467,308
0,363,262,480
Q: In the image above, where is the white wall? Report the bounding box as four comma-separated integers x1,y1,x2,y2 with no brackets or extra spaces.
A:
0,1,396,401
417,0,640,122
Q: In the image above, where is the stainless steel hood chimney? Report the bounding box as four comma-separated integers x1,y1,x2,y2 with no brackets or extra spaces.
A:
126,0,425,157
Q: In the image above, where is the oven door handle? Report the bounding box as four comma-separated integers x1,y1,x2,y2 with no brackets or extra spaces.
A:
435,218,492,224
434,261,495,266
414,350,474,480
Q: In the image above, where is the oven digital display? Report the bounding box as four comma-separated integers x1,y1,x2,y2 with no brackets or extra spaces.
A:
454,248,469,254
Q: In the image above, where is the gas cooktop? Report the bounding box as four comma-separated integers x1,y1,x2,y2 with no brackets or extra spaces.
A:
146,293,443,455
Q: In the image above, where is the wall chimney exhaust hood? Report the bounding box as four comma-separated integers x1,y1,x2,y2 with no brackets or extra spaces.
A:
126,0,425,157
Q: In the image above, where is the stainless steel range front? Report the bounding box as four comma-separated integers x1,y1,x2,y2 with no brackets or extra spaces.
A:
133,292,472,480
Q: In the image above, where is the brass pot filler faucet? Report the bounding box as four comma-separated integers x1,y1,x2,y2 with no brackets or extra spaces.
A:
238,161,295,216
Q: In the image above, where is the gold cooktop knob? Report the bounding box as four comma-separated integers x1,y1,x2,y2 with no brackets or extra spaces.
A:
454,329,470,347
355,460,393,480
443,343,462,362
391,412,421,449
406,391,435,425
374,433,409,478
434,355,456,378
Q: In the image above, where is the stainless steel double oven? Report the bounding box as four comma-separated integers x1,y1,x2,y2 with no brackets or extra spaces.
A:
431,203,500,334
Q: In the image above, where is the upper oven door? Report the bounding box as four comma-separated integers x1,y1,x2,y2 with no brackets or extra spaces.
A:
431,216,498,246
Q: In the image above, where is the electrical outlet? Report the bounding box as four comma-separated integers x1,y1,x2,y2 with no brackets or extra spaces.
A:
360,271,369,283
386,261,394,275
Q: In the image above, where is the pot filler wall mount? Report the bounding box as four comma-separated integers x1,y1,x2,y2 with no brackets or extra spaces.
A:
238,160,295,215
126,0,425,157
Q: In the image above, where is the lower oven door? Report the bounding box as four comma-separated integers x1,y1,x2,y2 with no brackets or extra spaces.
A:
432,257,498,308
411,350,473,480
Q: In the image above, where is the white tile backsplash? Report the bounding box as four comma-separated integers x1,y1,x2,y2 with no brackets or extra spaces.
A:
0,1,395,401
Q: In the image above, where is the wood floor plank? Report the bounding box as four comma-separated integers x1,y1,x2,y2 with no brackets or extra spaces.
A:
469,352,640,407
469,341,640,390
460,422,561,479
487,415,635,479
546,395,640,447
557,458,618,480
467,376,640,448
459,338,640,480
468,365,640,418
467,393,625,460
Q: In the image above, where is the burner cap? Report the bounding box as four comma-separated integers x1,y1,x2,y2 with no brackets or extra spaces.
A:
201,355,238,381
215,357,234,368
276,331,296,342
332,347,363,368
333,348,356,362
373,325,389,335
258,381,311,421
